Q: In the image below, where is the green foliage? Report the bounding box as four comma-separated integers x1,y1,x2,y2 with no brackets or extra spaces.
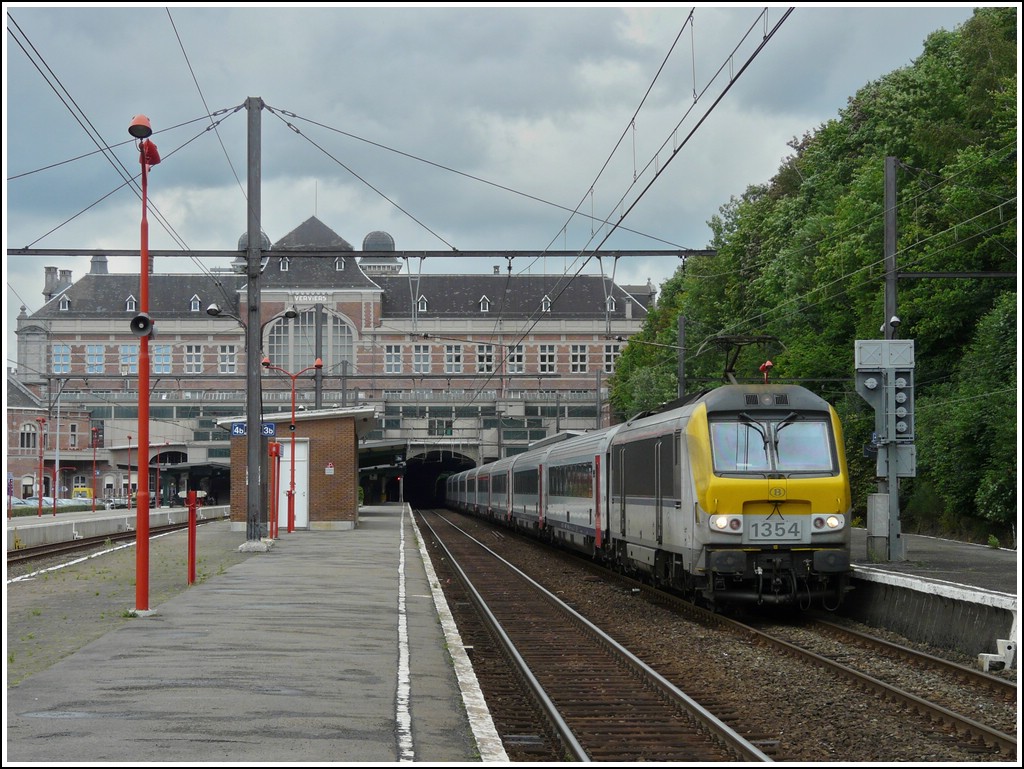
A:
610,10,1017,536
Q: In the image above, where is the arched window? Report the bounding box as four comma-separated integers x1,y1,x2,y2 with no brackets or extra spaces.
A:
59,296,70,311
190,295,201,312
265,307,356,373
125,295,137,312
417,295,428,313
541,295,551,313
280,257,290,272
479,296,490,313
19,423,39,449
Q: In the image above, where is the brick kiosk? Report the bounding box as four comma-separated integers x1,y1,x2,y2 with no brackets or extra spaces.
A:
223,407,378,532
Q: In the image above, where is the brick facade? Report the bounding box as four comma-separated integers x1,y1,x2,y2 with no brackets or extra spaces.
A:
228,408,374,531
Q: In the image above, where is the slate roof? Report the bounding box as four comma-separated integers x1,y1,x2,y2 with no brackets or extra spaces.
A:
27,273,245,321
23,217,650,324
260,216,381,291
6,375,44,410
374,274,648,320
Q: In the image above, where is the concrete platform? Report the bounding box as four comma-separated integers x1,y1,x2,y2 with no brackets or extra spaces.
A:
847,528,1018,670
7,504,230,549
5,504,507,763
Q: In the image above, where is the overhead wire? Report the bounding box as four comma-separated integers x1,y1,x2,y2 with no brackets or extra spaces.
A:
8,16,211,255
7,11,192,256
484,7,796,403
264,106,458,251
443,9,707,411
166,8,248,208
9,8,253,321
266,107,693,251
684,207,1017,370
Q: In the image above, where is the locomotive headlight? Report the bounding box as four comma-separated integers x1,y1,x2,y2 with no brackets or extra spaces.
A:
812,514,844,530
710,515,742,532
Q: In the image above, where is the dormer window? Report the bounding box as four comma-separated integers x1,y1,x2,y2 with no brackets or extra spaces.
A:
605,295,616,312
59,295,70,311
280,257,290,272
190,294,201,312
417,295,428,313
541,295,551,313
126,296,137,312
335,257,345,271
479,295,490,313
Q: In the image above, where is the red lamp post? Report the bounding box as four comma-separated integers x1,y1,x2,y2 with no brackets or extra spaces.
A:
129,113,160,613
91,427,99,513
35,417,46,517
261,355,323,533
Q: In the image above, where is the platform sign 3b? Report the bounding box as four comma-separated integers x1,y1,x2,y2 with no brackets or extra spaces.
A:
231,422,277,437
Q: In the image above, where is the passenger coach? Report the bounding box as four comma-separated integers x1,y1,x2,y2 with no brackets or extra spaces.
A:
447,383,853,610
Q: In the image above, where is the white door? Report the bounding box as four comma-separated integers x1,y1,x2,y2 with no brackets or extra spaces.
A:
276,439,310,529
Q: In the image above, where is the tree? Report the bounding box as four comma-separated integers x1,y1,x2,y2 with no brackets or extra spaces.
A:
609,9,1017,538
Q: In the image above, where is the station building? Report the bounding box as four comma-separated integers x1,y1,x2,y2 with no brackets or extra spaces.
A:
9,216,656,519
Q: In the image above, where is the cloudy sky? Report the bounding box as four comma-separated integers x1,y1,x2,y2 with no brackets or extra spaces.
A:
4,3,982,365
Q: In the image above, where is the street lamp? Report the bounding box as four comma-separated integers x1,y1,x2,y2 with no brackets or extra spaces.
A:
261,355,323,533
207,302,298,343
129,113,160,613
91,427,99,513
35,417,46,517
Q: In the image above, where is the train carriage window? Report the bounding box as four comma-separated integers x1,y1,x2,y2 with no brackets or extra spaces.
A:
513,469,539,495
550,461,594,498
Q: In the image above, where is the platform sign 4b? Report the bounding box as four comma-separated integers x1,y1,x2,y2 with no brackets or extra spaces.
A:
231,422,277,437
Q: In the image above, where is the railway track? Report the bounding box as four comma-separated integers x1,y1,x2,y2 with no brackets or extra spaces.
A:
417,508,772,763
422,508,1017,762
744,617,1018,754
7,518,221,568
583,545,1018,759
629,581,1017,757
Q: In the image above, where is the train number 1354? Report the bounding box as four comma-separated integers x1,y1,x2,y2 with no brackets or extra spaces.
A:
749,520,802,541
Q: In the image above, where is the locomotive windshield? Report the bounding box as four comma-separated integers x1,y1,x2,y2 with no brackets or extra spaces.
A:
709,414,835,474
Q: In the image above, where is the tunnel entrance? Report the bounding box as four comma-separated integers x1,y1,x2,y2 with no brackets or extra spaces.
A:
404,449,475,509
